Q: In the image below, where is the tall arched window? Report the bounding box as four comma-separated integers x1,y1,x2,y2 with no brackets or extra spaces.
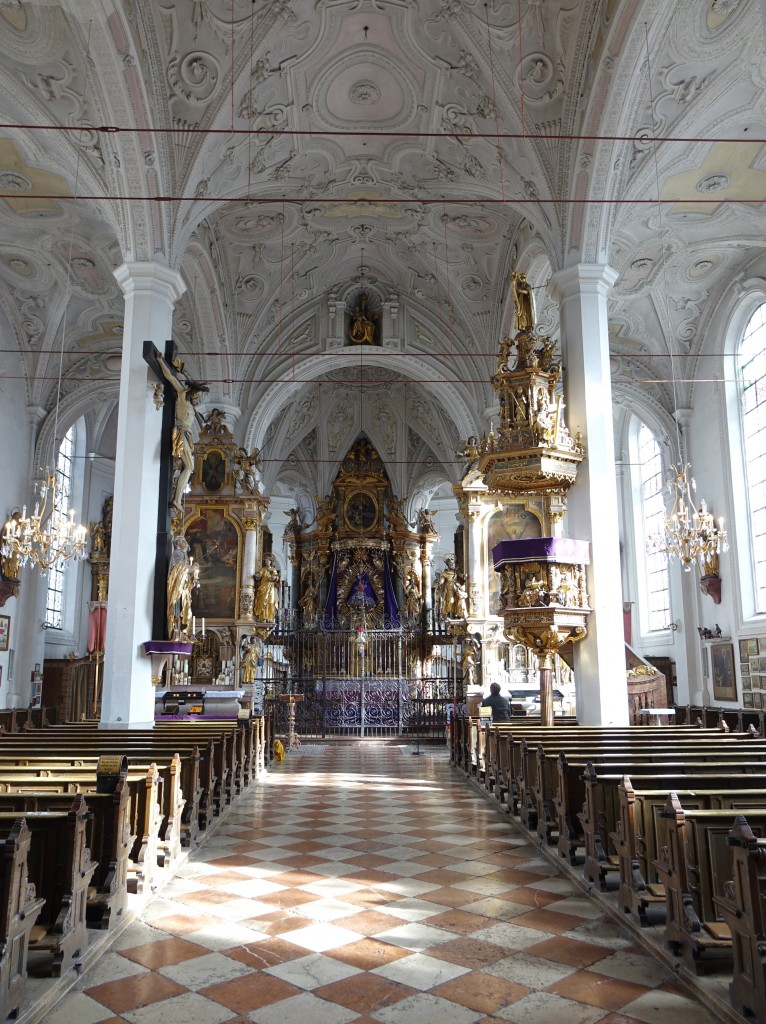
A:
44,425,75,629
635,421,671,633
739,302,766,613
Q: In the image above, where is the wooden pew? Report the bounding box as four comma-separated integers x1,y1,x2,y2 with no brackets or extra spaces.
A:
609,774,766,925
0,818,45,1020
653,795,766,974
715,815,766,1023
0,797,97,977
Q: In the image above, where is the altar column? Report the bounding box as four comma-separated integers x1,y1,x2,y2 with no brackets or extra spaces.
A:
101,262,186,729
239,502,267,620
550,264,628,725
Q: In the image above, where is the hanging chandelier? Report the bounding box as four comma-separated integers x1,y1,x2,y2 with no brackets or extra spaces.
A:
646,463,727,573
2,471,89,575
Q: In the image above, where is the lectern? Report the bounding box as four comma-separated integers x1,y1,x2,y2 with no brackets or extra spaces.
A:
278,693,304,750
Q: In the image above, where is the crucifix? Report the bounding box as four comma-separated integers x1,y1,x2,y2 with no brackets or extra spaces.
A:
142,339,206,640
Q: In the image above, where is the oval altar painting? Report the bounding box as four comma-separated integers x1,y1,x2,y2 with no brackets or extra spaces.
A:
187,509,239,619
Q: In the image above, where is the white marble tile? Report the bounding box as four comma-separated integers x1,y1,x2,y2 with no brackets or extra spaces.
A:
109,921,174,951
264,951,361,989
374,898,448,921
277,922,364,952
375,860,431,877
295,897,360,922
123,992,234,1024
194,896,273,921
372,992,483,1024
218,877,287,898
158,950,255,990
495,991,606,1024
482,951,578,988
77,952,148,990
372,921,457,951
247,990,358,1024
561,919,636,949
40,992,117,1024
526,877,579,895
470,921,552,949
452,877,520,896
587,950,673,988
300,878,363,897
619,988,723,1024
373,878,440,897
183,920,268,950
302,862,360,878
545,896,604,920
372,951,471,990
459,897,531,919
444,860,504,876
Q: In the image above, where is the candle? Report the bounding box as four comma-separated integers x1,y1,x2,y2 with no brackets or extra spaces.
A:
192,615,196,636
202,618,206,637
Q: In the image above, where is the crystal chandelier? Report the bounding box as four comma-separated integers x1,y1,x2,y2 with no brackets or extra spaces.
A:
1,471,89,575
646,463,727,573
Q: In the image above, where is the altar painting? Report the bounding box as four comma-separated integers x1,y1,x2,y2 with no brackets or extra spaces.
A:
186,508,240,619
488,505,542,611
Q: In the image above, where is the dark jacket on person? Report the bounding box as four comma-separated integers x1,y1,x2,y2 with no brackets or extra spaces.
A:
481,692,511,722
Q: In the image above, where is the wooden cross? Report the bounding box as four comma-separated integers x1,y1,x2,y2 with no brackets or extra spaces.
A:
142,339,180,641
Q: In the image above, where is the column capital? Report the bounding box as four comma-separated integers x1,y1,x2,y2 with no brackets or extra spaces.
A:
114,261,186,305
549,263,619,303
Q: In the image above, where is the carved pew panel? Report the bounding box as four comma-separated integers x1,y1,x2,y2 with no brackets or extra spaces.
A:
0,819,45,1020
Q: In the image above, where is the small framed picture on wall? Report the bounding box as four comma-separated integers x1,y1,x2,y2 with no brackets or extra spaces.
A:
0,616,9,652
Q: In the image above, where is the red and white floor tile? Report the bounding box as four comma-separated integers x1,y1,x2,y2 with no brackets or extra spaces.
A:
41,745,721,1024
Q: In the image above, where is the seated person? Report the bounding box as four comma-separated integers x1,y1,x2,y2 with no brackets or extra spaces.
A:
481,682,511,723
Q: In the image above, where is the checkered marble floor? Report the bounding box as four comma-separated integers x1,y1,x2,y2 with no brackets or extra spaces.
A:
42,745,722,1024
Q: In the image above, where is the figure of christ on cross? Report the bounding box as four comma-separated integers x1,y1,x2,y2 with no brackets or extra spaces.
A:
143,340,208,640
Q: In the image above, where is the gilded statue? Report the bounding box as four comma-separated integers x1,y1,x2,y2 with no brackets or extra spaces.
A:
402,563,421,620
315,494,336,533
386,496,408,532
240,635,260,684
349,291,376,345
299,577,319,624
417,507,437,534
537,336,558,373
511,270,535,333
166,535,199,639
461,642,478,687
90,521,107,554
434,555,460,619
254,553,280,622
156,355,206,514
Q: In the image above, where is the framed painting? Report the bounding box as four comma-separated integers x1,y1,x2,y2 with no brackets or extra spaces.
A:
186,508,241,620
711,642,737,703
0,616,9,652
740,638,759,660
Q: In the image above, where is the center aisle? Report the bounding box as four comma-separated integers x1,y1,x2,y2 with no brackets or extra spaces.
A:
44,745,718,1024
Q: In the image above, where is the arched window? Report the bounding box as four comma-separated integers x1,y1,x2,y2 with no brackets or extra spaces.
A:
635,421,671,633
44,425,76,629
739,302,766,613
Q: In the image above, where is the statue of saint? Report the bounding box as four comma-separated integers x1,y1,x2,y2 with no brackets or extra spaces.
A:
348,291,376,345
434,555,460,619
299,577,319,625
315,495,336,533
241,636,260,684
511,270,535,334
461,643,477,687
156,355,206,513
417,507,437,534
403,564,421,620
90,521,107,554
254,554,280,622
234,447,262,495
166,535,199,639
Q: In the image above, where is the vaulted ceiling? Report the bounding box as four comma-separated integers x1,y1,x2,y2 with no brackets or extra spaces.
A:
0,0,764,505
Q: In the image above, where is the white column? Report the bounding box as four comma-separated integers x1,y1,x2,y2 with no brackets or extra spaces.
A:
101,263,185,729
550,264,628,725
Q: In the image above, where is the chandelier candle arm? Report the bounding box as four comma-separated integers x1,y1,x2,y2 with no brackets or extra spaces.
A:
1,472,89,575
646,464,728,573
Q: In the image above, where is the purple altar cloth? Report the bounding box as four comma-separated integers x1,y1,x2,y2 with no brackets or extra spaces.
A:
143,640,193,657
492,537,590,570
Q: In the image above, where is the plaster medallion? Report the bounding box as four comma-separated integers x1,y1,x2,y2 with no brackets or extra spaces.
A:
349,80,380,105
0,171,31,192
630,258,653,271
696,173,730,193
691,259,715,277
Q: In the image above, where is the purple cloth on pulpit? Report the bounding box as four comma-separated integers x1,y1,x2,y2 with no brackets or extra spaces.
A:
492,537,590,569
